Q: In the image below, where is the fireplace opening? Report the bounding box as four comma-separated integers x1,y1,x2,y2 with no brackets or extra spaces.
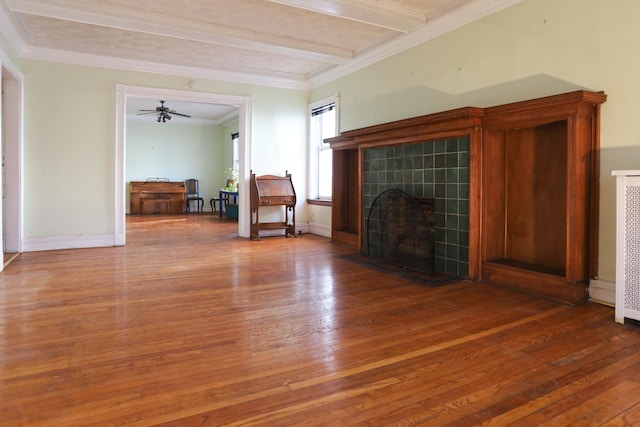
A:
366,188,435,274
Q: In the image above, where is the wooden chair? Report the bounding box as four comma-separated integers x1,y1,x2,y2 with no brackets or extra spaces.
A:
185,179,204,213
210,194,230,214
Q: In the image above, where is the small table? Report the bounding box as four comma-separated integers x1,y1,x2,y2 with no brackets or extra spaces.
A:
219,190,238,218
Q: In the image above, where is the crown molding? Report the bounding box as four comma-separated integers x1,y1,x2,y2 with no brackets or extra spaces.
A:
21,46,310,90
0,0,27,55
308,0,524,89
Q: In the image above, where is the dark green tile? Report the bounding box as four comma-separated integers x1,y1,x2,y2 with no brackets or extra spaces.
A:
459,199,469,216
458,137,470,151
409,143,422,156
446,199,459,214
424,142,434,154
385,147,395,158
446,153,458,167
459,231,469,247
459,167,470,183
458,151,470,167
412,184,424,198
446,243,458,259
446,183,458,199
446,168,459,183
424,184,434,198
446,214,459,230
459,247,469,262
385,171,394,183
424,169,434,183
459,215,470,232
424,154,434,169
458,183,469,199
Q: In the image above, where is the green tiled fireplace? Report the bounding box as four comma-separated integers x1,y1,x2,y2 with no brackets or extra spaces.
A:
363,136,470,277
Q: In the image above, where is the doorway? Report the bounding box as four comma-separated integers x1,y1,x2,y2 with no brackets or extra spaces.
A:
1,65,22,270
115,85,252,245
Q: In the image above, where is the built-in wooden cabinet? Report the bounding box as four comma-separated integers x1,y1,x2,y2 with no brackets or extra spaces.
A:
481,91,606,305
328,91,606,305
331,147,361,249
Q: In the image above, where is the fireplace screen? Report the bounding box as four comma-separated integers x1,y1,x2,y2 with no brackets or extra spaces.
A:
366,188,435,274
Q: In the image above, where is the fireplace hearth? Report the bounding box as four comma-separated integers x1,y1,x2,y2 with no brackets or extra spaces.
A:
366,188,435,274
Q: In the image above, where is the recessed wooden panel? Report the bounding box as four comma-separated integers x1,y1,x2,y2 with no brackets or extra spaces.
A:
332,149,359,235
504,122,567,272
482,128,507,261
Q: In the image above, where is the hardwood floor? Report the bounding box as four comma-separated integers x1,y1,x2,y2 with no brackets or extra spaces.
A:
1,214,639,426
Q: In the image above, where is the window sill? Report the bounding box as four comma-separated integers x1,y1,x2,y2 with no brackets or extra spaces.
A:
307,198,332,207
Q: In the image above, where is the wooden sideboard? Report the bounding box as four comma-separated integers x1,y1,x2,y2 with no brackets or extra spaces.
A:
250,172,297,240
129,181,186,215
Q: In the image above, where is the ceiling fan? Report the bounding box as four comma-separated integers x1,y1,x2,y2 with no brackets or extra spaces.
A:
137,100,191,123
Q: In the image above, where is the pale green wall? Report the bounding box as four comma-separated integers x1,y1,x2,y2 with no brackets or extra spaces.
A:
22,59,308,239
310,0,640,283
126,121,229,212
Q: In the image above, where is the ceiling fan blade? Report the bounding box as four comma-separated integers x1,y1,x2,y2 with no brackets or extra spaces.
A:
171,112,191,118
138,109,156,112
137,112,157,115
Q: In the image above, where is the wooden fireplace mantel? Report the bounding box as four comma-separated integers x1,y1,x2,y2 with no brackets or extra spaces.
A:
327,90,607,305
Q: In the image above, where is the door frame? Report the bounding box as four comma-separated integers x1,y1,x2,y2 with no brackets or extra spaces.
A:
114,84,252,244
1,61,24,271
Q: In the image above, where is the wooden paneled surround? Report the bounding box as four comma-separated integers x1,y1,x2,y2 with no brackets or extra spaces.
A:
327,91,607,305
3,215,640,425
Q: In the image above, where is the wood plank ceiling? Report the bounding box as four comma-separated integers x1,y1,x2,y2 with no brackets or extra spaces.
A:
1,0,523,88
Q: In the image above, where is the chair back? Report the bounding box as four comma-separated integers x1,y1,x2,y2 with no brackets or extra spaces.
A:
185,179,199,197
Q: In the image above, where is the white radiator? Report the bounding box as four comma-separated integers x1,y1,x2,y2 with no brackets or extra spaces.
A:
613,170,640,324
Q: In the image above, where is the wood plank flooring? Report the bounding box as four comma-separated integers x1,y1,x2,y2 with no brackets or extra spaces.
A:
1,214,639,426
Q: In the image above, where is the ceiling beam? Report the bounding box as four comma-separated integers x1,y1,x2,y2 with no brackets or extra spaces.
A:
266,0,426,33
6,0,352,63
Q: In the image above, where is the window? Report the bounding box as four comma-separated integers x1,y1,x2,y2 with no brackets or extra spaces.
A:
231,132,240,172
309,95,339,202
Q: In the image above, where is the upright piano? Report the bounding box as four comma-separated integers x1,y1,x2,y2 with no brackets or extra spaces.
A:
129,181,186,215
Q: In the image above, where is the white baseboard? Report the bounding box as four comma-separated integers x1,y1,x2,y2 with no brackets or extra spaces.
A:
308,222,331,238
588,279,615,307
23,234,117,252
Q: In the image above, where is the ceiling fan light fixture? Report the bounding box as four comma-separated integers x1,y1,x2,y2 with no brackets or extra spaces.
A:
141,100,188,123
